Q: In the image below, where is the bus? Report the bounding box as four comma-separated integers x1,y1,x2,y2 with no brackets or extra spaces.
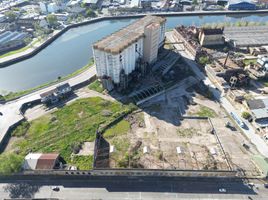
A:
230,112,246,129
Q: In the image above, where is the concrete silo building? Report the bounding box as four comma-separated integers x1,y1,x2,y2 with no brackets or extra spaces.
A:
92,15,166,91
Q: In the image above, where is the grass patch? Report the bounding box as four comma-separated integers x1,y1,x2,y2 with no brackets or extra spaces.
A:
2,59,94,101
0,153,24,175
88,80,104,93
9,97,134,170
11,121,30,137
109,135,131,168
71,155,94,170
195,105,217,118
104,120,130,138
244,59,257,66
177,128,197,138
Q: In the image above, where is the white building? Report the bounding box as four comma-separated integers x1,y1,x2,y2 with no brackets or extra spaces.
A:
93,15,166,90
0,14,6,23
47,2,60,13
39,2,48,13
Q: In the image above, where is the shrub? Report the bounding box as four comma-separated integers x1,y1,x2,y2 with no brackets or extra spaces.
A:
242,111,251,119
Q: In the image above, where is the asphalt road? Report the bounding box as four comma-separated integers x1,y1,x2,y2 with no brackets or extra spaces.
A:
0,176,267,200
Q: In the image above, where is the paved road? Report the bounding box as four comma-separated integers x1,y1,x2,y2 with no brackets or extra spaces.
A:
166,31,268,158
0,176,267,200
0,66,96,145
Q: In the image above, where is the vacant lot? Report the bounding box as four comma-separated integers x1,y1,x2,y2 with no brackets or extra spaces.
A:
5,97,134,170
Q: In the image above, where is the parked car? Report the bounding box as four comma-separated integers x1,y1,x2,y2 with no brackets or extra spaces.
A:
52,186,60,191
219,188,226,193
242,143,250,150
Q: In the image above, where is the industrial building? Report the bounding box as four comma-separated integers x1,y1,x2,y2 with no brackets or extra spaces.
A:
198,28,225,47
227,0,256,10
224,26,268,48
0,31,28,54
93,15,166,91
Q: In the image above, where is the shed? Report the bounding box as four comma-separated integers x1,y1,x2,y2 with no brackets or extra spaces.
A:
23,153,60,170
36,153,60,170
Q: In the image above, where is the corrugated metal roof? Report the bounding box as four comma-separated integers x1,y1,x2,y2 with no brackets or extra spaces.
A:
252,108,268,119
35,153,59,170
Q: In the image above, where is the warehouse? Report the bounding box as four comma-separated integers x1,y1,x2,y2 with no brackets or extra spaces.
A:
227,0,256,10
93,15,166,91
224,26,268,48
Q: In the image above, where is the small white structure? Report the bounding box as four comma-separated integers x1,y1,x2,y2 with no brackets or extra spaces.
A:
176,146,182,154
23,153,42,170
210,147,217,156
109,145,115,153
39,2,48,13
143,146,149,154
47,2,59,13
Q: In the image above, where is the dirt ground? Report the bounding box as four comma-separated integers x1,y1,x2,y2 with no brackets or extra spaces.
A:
108,85,262,177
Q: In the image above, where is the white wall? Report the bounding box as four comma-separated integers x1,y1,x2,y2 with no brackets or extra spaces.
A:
94,38,143,84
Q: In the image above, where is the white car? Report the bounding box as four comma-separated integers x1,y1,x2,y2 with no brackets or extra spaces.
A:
219,188,226,193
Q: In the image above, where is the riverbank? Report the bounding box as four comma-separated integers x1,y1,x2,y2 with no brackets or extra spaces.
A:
1,59,94,102
1,10,268,68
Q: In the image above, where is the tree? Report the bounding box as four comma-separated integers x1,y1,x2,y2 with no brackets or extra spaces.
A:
242,111,251,119
198,56,209,66
86,8,96,18
192,0,198,5
47,14,57,27
0,153,23,175
4,11,16,21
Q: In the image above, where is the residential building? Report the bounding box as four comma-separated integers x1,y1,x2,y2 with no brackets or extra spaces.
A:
0,14,6,23
84,0,101,7
93,15,166,90
40,83,72,105
23,153,60,170
246,98,268,127
39,2,48,13
47,2,60,13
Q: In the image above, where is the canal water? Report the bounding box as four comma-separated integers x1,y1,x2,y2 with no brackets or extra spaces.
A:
1,14,268,93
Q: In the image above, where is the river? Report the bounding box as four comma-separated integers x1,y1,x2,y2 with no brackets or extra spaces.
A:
1,13,268,94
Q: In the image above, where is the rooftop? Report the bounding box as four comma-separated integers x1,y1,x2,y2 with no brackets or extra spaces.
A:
93,15,166,54
247,98,268,120
201,28,224,35
35,153,59,170
224,26,268,47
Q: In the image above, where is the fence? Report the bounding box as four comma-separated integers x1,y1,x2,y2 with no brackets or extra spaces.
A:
20,168,237,178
